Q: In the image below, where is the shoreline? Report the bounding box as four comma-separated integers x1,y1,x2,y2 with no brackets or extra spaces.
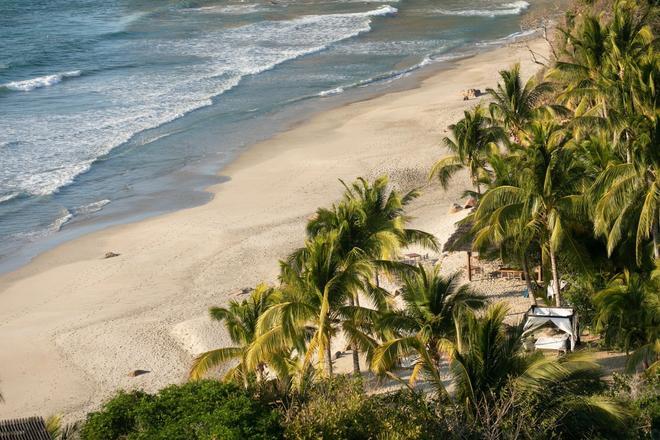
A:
0,30,541,278
0,37,549,420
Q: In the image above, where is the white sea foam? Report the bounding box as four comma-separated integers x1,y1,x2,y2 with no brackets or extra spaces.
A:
72,199,111,216
51,209,73,231
431,1,529,17
2,70,82,92
182,4,270,15
317,51,449,98
0,192,19,204
476,28,539,46
0,5,398,198
319,86,345,97
11,208,73,242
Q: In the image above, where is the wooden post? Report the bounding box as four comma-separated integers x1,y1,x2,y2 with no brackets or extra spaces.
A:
467,251,472,282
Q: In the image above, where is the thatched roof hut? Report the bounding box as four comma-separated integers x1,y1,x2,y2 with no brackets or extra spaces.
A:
0,417,50,440
443,219,481,281
443,220,474,253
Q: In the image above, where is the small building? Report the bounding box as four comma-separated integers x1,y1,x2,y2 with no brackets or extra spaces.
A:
0,417,51,440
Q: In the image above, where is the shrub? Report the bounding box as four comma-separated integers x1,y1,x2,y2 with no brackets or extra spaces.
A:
283,376,449,440
80,381,283,440
609,372,660,439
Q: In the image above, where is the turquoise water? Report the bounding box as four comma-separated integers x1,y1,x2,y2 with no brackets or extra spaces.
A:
0,0,542,271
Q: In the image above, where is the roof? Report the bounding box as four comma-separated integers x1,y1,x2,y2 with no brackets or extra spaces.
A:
527,305,575,318
443,220,474,253
0,417,50,440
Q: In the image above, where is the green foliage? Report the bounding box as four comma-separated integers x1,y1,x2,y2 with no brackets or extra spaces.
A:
80,381,282,440
283,376,449,440
563,273,605,329
190,284,283,385
594,270,660,353
371,265,485,396
608,371,660,438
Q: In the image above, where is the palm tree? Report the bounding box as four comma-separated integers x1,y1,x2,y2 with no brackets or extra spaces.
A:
591,160,660,264
446,304,631,437
45,415,79,440
189,284,290,387
250,232,372,377
305,176,438,373
430,105,504,195
445,303,527,408
475,117,589,306
594,270,660,356
473,213,540,304
486,63,558,139
371,265,485,394
308,176,438,266
553,2,655,164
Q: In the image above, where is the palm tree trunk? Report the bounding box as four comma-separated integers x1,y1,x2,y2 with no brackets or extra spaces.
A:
549,247,561,307
653,219,660,260
326,337,333,377
521,256,536,305
348,296,361,375
454,312,464,353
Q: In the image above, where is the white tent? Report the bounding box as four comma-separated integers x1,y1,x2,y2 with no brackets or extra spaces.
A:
522,306,579,351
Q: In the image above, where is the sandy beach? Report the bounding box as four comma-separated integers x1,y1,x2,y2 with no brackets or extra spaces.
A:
0,38,549,420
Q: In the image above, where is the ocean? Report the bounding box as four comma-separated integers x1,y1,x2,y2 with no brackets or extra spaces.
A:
0,0,548,272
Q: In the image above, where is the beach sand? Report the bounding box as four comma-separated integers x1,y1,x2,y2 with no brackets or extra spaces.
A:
0,38,549,420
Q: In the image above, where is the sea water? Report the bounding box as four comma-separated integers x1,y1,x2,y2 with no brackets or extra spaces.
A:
0,0,548,272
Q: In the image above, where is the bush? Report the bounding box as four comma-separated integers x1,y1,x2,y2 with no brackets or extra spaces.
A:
283,376,449,440
609,372,660,439
81,380,283,440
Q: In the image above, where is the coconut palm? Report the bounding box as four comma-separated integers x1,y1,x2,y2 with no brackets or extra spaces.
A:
250,232,372,377
305,176,438,373
590,118,660,263
473,213,540,304
430,105,504,195
189,284,290,387
325,176,439,256
553,2,655,162
445,303,527,407
445,304,631,437
370,265,486,394
45,415,79,440
486,64,558,139
594,270,660,355
551,14,611,116
475,117,589,305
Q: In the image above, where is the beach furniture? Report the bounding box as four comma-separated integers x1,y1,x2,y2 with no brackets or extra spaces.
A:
499,267,524,280
534,334,570,353
522,305,580,352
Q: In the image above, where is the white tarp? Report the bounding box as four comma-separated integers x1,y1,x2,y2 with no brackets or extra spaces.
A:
547,280,568,300
522,306,578,351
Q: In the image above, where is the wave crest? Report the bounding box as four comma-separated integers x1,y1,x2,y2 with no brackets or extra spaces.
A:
1,70,82,92
432,1,529,17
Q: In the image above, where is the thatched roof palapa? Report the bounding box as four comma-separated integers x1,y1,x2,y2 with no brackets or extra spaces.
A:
443,220,475,253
